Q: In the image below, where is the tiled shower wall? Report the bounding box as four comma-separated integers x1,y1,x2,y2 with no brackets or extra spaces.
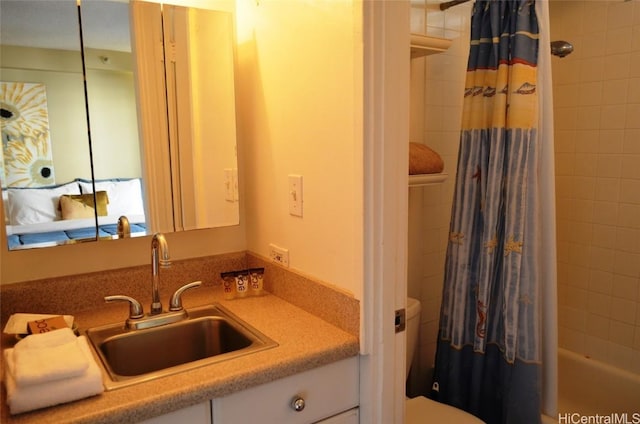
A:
551,0,640,374
407,0,471,396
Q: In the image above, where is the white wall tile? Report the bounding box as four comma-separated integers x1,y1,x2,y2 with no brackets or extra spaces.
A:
594,178,620,202
574,153,598,175
600,105,628,130
598,130,624,154
615,227,640,254
590,246,615,273
604,54,631,80
567,199,594,223
610,297,638,325
612,274,639,300
578,81,603,106
567,263,590,290
596,155,623,178
621,155,640,179
559,326,586,353
620,179,640,204
618,203,640,229
592,224,616,249
622,130,640,154
609,320,635,347
586,312,611,338
603,80,628,106
613,251,640,278
628,78,640,103
605,27,633,55
607,1,634,29
589,270,613,295
575,130,600,153
631,52,640,78
577,106,602,130
625,104,640,128
593,201,619,226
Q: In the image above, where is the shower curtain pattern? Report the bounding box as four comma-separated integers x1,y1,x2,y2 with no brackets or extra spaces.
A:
433,1,543,423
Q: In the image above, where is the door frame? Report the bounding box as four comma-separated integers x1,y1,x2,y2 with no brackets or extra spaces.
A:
360,1,410,422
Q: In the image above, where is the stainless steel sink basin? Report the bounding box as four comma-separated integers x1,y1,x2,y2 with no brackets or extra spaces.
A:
86,304,277,390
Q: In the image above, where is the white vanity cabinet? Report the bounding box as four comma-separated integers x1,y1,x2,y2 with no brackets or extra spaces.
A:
138,401,212,424
211,356,359,424
138,356,359,424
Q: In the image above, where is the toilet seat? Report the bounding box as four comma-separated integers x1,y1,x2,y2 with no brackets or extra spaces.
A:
406,396,485,423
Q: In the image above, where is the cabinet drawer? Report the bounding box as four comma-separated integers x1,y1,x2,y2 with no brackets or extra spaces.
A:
138,401,211,424
212,356,359,424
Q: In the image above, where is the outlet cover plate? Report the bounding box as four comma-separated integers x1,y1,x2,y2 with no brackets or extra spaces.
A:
269,243,289,267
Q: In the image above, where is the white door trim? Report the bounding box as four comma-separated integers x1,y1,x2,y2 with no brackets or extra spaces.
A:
360,1,410,423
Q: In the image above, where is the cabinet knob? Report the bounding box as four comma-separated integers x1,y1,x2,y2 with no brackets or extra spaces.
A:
291,396,305,412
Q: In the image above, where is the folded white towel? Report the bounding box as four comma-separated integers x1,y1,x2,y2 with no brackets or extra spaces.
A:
12,328,89,386
4,336,104,415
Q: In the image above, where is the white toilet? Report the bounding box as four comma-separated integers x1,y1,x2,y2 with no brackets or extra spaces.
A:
405,297,485,423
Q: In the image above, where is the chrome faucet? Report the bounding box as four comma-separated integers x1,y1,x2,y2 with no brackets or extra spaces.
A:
104,232,202,329
150,233,171,314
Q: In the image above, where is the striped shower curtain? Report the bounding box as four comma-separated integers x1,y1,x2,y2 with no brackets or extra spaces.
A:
432,1,556,423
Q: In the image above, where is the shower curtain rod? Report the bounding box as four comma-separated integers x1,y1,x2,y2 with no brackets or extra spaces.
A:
439,0,472,11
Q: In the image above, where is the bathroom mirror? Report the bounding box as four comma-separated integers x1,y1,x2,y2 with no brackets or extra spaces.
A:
0,0,240,250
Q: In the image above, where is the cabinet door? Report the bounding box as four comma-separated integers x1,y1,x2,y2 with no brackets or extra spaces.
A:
315,407,359,424
212,356,358,424
137,401,211,424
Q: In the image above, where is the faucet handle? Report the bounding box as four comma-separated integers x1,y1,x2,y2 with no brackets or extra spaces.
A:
169,281,202,312
105,295,144,319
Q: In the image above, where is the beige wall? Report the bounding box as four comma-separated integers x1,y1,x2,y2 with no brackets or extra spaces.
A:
551,0,640,375
236,0,363,299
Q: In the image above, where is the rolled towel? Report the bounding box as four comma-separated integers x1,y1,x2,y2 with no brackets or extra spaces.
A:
12,328,89,386
4,336,104,415
409,142,444,175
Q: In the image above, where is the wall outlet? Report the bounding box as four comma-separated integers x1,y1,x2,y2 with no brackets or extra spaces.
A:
269,243,289,267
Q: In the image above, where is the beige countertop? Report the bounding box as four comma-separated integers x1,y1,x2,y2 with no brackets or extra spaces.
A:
0,287,359,423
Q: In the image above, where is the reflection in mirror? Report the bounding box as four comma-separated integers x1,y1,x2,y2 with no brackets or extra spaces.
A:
132,1,239,233
80,0,148,239
1,0,240,251
0,0,95,250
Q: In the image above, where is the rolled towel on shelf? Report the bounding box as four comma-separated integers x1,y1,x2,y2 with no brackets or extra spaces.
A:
12,328,90,386
409,142,444,175
4,335,104,415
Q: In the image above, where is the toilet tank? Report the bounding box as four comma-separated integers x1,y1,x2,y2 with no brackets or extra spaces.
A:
406,297,422,379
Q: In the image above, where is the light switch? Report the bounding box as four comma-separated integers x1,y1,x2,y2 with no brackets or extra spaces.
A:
288,174,303,217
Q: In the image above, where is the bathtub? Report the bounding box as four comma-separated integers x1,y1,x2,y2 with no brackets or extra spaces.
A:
542,348,640,423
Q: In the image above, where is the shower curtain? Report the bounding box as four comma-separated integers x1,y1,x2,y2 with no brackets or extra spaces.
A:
432,1,557,423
